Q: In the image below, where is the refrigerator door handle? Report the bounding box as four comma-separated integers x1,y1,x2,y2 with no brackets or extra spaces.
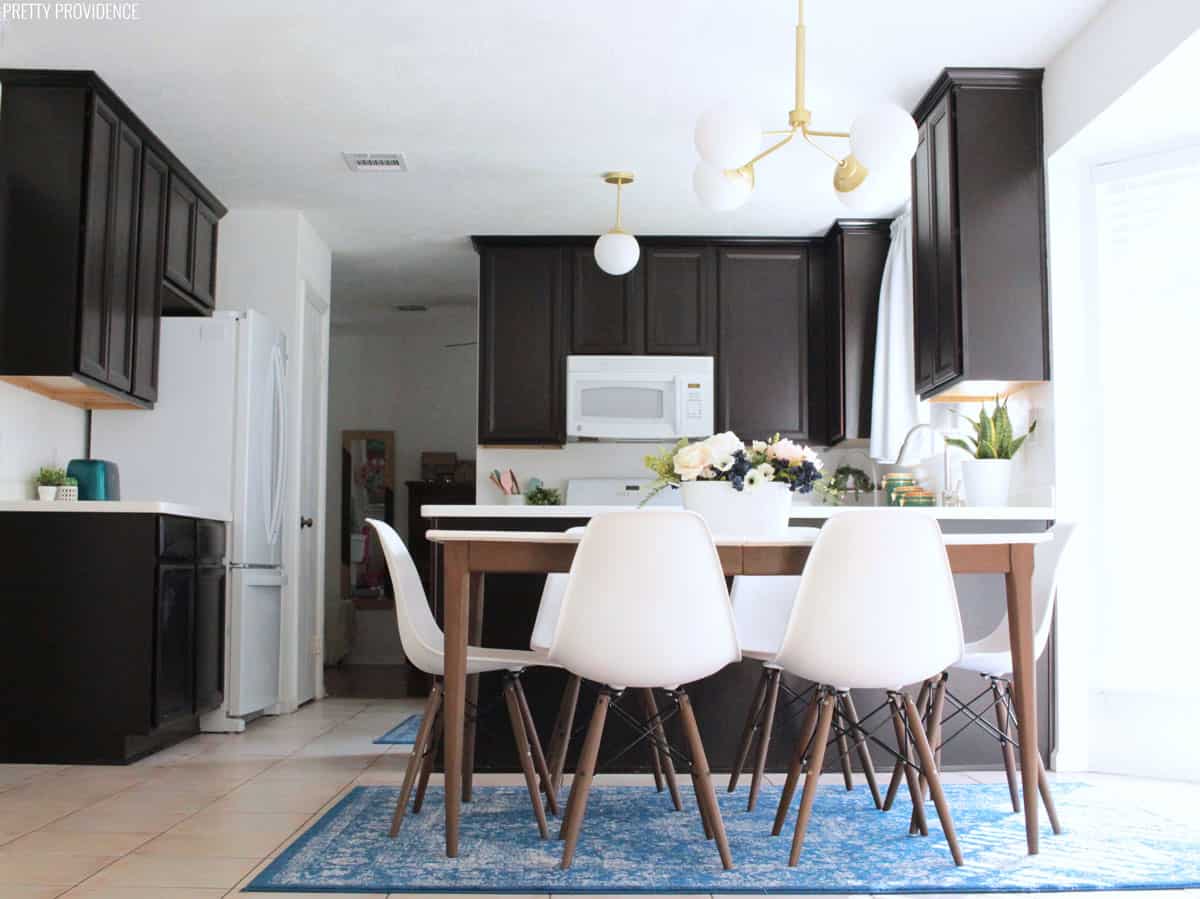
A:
268,344,287,548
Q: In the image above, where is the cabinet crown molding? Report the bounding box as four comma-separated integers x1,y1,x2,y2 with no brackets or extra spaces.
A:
912,67,1044,124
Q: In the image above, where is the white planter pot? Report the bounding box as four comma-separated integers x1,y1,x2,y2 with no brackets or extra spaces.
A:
961,459,1013,507
36,486,56,501
680,480,792,537
55,484,78,502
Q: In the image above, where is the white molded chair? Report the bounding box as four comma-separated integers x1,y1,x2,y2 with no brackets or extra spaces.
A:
365,519,560,840
769,511,966,867
549,510,741,870
936,522,1076,832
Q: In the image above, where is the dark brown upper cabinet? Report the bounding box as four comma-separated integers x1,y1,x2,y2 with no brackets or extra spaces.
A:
0,70,226,410
717,245,811,441
811,221,891,445
476,242,567,444
644,245,716,355
569,246,643,354
911,68,1050,400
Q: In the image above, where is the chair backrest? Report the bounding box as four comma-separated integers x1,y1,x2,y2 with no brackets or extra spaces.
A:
548,510,740,689
1030,522,1077,658
772,511,964,689
530,526,586,652
364,519,444,675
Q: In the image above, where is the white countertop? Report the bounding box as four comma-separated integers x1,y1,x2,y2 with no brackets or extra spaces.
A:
0,501,230,521
422,503,1055,521
427,528,1053,546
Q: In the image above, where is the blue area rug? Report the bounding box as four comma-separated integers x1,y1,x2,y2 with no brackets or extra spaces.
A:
245,782,1200,893
373,714,422,745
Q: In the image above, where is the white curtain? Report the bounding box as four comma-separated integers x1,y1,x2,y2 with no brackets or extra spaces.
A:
869,208,928,462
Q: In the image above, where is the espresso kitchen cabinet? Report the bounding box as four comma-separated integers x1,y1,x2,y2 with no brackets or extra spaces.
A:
911,68,1050,399
163,175,220,313
0,69,226,410
643,245,717,355
569,246,643,354
717,246,811,441
477,242,567,444
0,512,226,764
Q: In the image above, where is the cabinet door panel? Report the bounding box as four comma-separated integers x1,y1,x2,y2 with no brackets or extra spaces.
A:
930,101,963,386
154,562,195,726
194,564,225,714
192,203,219,308
103,123,142,393
164,174,197,293
478,247,565,443
717,247,809,440
912,120,938,394
132,149,167,402
644,246,716,355
570,247,641,354
78,97,118,383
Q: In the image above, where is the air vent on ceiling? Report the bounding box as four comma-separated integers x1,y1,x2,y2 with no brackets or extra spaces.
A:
393,304,428,312
343,152,409,172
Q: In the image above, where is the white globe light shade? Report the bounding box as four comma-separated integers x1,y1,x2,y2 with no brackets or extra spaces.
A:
850,104,918,172
594,230,640,275
694,102,761,169
693,161,753,211
835,162,911,213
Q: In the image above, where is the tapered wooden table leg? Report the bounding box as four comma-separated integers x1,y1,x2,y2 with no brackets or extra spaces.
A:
1006,543,1040,855
440,544,471,858
462,573,485,802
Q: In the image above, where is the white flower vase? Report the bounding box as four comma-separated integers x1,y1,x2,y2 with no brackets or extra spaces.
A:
680,480,792,537
36,486,56,501
961,459,1013,507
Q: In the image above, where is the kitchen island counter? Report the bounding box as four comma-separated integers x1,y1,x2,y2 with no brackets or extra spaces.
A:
422,502,1054,522
0,500,230,520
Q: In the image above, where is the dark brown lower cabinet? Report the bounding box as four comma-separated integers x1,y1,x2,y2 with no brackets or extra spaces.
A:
0,512,226,764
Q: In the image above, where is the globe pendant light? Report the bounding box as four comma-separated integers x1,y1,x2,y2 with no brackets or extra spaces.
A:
594,172,640,276
692,0,917,212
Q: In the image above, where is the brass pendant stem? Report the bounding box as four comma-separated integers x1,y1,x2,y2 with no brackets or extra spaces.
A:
615,180,623,231
789,0,811,128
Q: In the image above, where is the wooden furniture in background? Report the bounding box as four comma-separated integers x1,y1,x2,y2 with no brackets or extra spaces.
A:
406,480,475,593
340,430,395,609
427,527,1052,859
0,70,225,410
910,68,1049,399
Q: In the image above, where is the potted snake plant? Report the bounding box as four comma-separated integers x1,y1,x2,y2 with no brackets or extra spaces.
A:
945,397,1036,507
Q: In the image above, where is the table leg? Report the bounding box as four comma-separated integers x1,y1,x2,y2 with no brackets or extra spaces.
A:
1005,542,1039,855
442,543,471,858
462,574,485,802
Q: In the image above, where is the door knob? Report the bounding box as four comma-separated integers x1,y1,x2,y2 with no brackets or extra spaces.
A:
300,516,314,529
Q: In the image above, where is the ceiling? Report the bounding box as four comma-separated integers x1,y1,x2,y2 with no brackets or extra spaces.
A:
0,0,1106,324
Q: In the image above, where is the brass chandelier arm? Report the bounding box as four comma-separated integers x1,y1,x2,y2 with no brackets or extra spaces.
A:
800,128,846,165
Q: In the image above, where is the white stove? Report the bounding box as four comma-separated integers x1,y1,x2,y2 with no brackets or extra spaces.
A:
563,477,682,508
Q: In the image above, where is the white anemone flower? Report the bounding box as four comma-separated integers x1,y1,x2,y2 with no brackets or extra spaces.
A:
756,463,775,480
744,468,765,489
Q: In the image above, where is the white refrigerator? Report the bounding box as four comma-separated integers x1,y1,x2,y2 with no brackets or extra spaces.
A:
92,309,288,730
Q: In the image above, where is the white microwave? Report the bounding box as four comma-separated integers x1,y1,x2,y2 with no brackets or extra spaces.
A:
566,355,714,441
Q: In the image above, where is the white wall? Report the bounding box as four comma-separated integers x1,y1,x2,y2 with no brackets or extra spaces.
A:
216,209,332,711
325,305,477,664
0,381,86,499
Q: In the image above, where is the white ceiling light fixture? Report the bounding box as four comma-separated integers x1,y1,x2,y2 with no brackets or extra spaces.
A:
692,0,917,212
594,171,640,276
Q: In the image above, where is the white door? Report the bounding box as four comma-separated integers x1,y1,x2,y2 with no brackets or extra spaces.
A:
296,287,328,703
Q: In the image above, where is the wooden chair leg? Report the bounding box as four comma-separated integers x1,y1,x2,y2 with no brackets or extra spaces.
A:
640,689,683,811
728,666,770,793
413,703,443,814
547,674,581,799
638,689,665,792
691,769,714,839
747,667,781,812
390,680,442,837
884,678,931,812
772,693,819,836
910,674,949,832
888,694,927,837
514,674,559,816
835,697,855,791
903,693,963,866
503,675,550,839
560,690,611,869
842,692,882,809
1003,682,1061,834
993,678,1021,812
788,688,835,866
678,690,733,870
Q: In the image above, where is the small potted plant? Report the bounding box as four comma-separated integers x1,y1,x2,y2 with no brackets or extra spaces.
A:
56,476,79,502
34,466,68,502
523,479,561,506
944,396,1036,507
644,432,823,535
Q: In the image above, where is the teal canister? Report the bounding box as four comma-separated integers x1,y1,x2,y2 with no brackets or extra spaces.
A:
66,459,121,500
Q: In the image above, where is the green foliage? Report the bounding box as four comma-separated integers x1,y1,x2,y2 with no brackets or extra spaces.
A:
34,466,68,487
947,396,1037,460
524,486,562,506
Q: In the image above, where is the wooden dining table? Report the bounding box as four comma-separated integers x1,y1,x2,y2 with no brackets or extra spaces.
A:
426,526,1053,859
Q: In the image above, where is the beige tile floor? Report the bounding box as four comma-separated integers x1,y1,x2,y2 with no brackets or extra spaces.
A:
0,696,1197,898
